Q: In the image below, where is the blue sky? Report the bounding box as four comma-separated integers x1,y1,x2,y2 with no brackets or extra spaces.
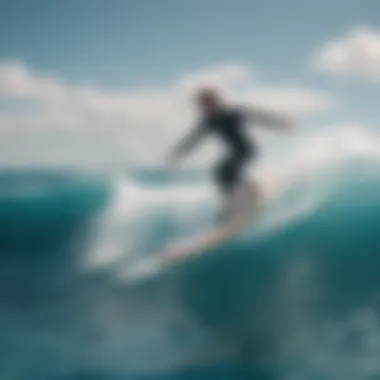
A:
0,0,380,166
0,0,378,86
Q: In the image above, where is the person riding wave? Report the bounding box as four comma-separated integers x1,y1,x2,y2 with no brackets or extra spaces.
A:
166,88,294,222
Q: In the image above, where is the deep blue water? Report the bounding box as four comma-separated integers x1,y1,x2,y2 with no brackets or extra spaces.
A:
1,164,380,380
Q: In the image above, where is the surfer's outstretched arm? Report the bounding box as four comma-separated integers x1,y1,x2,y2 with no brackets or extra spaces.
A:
245,106,294,131
167,123,207,163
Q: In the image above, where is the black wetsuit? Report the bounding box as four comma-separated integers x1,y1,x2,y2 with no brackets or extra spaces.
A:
206,108,255,194
178,107,256,194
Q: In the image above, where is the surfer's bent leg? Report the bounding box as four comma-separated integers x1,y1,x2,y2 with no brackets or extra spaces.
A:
213,153,250,223
214,153,247,196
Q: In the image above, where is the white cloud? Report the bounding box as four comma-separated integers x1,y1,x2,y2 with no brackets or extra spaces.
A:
0,60,332,166
0,60,69,104
177,63,253,91
313,27,380,80
237,87,330,116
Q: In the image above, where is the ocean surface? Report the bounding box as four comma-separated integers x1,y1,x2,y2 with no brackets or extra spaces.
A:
1,160,380,380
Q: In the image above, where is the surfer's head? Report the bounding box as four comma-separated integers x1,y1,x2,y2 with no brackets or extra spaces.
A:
194,87,223,115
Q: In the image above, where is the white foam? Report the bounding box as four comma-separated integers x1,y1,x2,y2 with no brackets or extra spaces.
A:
82,177,215,272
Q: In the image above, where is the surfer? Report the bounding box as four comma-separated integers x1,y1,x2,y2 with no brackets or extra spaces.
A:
166,87,294,222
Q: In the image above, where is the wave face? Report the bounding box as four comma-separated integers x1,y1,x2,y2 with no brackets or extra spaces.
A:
2,162,380,380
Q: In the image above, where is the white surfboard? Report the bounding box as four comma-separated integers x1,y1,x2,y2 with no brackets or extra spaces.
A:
124,181,264,280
